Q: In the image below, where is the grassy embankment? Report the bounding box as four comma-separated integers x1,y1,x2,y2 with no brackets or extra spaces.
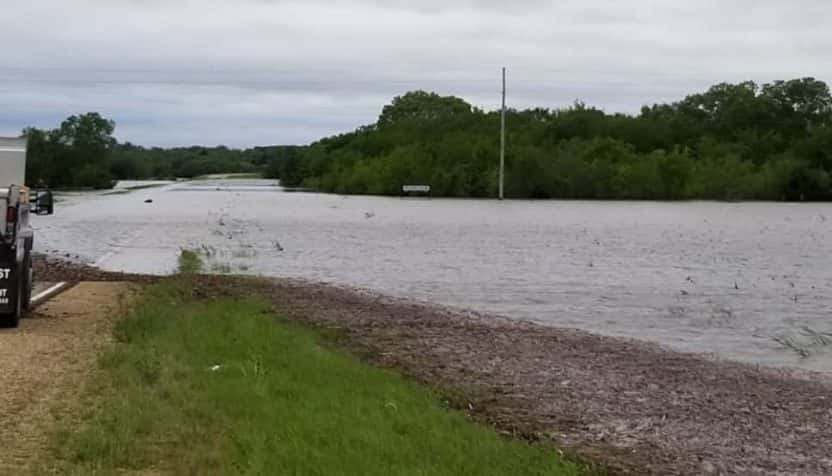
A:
44,251,588,475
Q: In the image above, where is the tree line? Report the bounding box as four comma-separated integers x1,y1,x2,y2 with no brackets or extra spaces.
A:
22,113,299,189
21,78,832,200
277,78,832,200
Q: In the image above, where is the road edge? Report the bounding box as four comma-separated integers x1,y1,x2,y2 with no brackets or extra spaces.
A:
31,282,71,306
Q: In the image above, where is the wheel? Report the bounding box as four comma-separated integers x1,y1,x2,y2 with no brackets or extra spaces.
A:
22,253,32,311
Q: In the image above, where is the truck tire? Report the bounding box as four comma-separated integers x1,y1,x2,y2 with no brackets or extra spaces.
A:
22,253,32,311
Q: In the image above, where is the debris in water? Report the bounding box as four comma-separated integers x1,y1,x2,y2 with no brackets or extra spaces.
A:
365,211,375,219
144,198,153,203
273,240,284,252
680,290,689,296
734,282,739,290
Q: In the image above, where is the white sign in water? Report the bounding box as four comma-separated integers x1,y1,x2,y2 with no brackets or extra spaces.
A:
402,185,430,193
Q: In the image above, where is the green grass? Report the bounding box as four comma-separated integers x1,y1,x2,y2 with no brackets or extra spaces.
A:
177,248,203,274
47,279,585,475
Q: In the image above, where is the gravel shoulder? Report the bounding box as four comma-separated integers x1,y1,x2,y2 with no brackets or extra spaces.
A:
33,254,157,284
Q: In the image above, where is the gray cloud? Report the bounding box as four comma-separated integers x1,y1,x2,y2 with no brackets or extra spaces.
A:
1,0,830,146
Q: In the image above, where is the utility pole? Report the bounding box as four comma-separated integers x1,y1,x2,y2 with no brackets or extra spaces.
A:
499,67,506,200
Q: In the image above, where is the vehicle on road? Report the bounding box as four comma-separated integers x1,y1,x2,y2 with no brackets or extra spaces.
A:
31,189,54,215
0,137,53,327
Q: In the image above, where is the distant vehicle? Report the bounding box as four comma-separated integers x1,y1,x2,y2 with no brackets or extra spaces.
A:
0,137,54,327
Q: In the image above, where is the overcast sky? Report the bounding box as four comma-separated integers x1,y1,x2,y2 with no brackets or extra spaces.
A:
1,0,829,147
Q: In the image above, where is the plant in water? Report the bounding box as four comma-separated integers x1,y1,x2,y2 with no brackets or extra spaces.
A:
177,249,203,274
772,326,832,358
211,263,232,274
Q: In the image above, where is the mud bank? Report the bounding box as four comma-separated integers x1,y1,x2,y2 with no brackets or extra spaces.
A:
31,257,832,475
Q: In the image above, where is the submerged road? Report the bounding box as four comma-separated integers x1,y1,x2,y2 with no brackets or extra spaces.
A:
30,179,832,373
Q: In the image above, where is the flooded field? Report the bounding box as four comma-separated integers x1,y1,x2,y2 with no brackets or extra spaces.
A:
32,180,832,372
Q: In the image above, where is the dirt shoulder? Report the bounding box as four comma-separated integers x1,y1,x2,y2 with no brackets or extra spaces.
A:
28,257,832,475
0,282,134,474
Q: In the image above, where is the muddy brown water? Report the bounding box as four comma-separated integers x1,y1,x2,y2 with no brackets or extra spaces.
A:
32,180,832,373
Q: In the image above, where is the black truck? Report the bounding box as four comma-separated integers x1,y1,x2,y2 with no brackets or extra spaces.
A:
0,138,53,327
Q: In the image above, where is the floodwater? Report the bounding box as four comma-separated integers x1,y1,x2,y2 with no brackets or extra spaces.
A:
33,180,832,372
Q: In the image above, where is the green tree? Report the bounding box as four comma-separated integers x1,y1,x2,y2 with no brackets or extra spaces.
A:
378,91,473,127
289,80,832,200
52,113,116,188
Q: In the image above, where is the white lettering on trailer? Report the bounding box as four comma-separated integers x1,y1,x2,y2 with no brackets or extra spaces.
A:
0,289,7,298
0,269,9,280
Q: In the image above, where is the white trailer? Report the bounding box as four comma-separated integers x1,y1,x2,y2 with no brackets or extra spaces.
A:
0,137,53,327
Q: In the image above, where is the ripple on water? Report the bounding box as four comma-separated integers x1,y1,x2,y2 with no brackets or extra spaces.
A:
33,183,832,373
